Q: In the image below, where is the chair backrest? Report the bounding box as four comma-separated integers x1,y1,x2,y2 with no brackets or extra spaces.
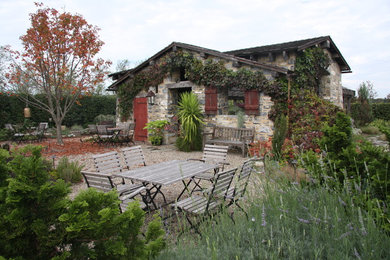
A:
5,124,14,131
206,167,236,212
202,144,228,165
96,125,108,135
37,122,48,133
81,171,115,192
88,124,97,134
92,151,122,175
39,122,48,130
233,159,255,199
121,146,146,169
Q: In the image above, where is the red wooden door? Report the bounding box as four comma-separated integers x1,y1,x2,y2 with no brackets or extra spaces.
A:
133,97,148,141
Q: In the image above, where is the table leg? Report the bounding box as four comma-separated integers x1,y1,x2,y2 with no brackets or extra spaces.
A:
144,183,167,210
177,179,193,201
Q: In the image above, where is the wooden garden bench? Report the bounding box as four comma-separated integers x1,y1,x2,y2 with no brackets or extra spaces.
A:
203,126,255,157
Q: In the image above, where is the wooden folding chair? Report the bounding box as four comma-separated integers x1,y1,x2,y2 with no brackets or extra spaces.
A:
92,151,143,189
118,123,135,146
31,122,48,142
5,123,24,143
96,125,113,145
172,167,237,235
189,144,229,192
81,171,146,212
223,158,256,222
121,146,146,169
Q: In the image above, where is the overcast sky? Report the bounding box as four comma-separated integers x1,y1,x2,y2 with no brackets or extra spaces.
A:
1,0,389,97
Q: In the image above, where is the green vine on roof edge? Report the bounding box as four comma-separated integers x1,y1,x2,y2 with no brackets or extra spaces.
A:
117,47,329,121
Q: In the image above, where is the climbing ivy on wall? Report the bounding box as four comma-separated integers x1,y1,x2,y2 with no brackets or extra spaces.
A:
117,50,272,120
266,47,331,121
118,64,165,121
293,47,330,95
117,47,330,121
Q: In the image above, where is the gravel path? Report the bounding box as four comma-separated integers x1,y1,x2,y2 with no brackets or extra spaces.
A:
67,143,249,201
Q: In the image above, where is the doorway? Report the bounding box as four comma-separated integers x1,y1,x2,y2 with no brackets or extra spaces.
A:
133,97,148,141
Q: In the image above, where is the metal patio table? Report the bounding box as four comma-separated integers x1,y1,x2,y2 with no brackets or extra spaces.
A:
114,160,218,209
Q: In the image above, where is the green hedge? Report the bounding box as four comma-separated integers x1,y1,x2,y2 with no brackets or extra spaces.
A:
351,103,390,124
372,103,390,121
0,94,116,128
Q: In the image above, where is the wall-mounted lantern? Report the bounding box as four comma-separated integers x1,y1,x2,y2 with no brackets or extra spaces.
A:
146,90,155,105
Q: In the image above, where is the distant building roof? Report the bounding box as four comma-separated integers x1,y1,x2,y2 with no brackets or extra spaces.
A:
225,36,351,73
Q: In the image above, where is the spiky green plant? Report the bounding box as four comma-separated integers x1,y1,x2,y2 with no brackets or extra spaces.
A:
176,92,204,151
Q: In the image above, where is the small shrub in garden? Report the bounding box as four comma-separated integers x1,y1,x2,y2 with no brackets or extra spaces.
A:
0,145,165,259
272,113,288,160
0,128,11,141
289,90,340,151
55,156,84,183
248,138,272,157
94,114,115,125
0,145,70,259
58,189,165,259
370,119,390,143
360,125,381,135
302,113,390,231
320,112,353,157
144,119,169,146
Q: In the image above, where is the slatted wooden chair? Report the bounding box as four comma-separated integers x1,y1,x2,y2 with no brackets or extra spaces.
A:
81,171,146,212
189,144,229,192
31,122,48,142
222,158,256,222
121,146,146,169
92,151,142,189
5,123,24,143
88,124,97,134
172,167,237,235
118,123,136,146
96,125,113,145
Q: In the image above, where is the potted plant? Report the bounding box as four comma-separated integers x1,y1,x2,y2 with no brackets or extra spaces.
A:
143,120,169,145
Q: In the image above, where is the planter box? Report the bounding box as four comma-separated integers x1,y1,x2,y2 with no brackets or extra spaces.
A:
163,132,177,145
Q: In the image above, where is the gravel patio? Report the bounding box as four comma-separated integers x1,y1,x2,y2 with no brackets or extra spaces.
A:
65,141,249,202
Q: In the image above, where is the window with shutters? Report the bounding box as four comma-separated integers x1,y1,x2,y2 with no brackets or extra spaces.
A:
244,89,259,115
205,86,218,115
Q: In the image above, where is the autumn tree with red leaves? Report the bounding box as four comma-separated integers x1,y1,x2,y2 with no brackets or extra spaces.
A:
6,3,111,144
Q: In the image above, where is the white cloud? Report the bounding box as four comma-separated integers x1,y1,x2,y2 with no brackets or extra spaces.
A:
1,0,389,97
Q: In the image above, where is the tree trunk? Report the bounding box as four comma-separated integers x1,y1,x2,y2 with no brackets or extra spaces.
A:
55,120,64,145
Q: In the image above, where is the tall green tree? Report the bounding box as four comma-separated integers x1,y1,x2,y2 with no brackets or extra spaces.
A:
355,81,376,125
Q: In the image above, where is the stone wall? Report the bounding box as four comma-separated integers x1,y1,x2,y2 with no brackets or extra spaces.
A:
319,49,343,107
118,51,277,143
254,48,343,108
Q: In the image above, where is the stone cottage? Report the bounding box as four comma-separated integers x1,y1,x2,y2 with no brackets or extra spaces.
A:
225,36,352,107
107,36,352,143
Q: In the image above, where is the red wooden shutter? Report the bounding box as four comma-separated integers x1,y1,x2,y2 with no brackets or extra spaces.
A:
205,86,218,115
244,89,259,115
